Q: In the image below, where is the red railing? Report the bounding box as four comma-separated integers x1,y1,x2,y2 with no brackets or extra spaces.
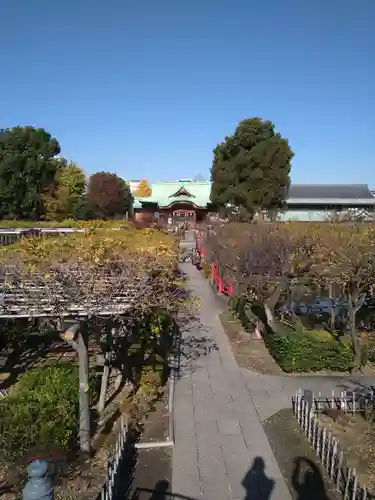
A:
211,263,233,295
195,229,232,295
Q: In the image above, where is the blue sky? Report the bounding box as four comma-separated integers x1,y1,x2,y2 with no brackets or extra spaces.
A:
1,0,373,184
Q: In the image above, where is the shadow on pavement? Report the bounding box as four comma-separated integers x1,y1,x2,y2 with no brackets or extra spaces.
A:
132,480,199,499
241,455,330,500
242,456,274,500
134,455,329,500
291,457,329,500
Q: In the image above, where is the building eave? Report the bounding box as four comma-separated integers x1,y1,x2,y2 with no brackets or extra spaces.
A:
286,198,375,206
159,201,205,209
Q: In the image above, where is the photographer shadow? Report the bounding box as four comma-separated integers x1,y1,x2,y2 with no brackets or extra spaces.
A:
242,457,274,500
292,457,329,500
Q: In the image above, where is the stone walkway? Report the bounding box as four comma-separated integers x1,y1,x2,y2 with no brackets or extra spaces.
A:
242,370,375,422
172,263,292,500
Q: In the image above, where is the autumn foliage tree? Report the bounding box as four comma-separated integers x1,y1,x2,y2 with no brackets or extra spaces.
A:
0,226,184,461
316,224,375,365
210,118,294,220
86,172,132,219
203,222,375,369
134,179,152,197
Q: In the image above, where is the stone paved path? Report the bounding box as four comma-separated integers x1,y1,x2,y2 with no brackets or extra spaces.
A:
242,370,375,422
172,263,292,500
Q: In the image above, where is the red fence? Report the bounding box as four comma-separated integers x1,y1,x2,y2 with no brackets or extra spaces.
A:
211,263,233,295
195,229,232,295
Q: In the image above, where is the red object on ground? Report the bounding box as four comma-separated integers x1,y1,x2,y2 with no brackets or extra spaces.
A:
210,263,232,296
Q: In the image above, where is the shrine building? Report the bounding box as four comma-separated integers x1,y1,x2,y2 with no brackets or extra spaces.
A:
133,180,214,225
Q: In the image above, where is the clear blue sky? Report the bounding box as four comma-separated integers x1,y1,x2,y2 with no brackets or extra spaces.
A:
1,0,373,185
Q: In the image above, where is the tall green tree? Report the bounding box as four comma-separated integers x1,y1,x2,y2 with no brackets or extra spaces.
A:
86,172,132,219
42,159,87,220
0,126,60,219
210,118,294,219
57,159,86,198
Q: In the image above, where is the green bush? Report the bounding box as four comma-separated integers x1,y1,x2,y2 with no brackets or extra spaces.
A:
366,343,375,363
202,261,211,279
264,326,354,373
0,363,80,461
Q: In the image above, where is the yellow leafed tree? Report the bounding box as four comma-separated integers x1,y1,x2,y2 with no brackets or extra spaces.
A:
42,160,86,220
134,179,152,197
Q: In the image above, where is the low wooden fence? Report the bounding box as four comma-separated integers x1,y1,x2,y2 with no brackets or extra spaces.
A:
293,389,374,500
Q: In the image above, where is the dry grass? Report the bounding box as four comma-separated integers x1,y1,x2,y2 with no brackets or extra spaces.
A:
318,411,375,494
219,310,283,375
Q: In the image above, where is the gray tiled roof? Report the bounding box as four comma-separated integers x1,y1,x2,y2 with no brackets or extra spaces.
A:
289,184,373,199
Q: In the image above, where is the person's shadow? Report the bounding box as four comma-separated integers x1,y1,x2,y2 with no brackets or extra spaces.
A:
292,457,329,500
147,480,169,500
242,457,274,500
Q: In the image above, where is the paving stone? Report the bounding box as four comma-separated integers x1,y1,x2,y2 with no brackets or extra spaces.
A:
198,444,231,500
173,247,375,500
172,262,291,500
220,435,249,499
211,394,235,412
172,442,201,499
217,417,242,435
195,420,221,446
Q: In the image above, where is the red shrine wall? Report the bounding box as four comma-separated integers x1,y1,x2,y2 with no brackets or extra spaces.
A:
134,203,209,224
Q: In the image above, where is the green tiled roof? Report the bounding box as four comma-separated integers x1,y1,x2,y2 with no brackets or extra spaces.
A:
135,180,211,208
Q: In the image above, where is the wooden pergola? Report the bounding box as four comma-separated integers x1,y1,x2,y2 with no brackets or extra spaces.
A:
0,267,143,454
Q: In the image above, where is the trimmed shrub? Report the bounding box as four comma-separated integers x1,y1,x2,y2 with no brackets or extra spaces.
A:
264,325,354,373
0,363,79,461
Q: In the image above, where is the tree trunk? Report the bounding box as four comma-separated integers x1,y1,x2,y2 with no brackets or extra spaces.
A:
98,351,111,414
61,322,91,455
347,293,362,368
328,283,335,331
264,279,287,333
77,325,90,455
97,327,117,415
264,304,277,332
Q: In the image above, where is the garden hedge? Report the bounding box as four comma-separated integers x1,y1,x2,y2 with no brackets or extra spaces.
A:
0,363,99,462
264,325,354,373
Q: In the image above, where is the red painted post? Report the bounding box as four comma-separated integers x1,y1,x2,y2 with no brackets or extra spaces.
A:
227,280,233,295
218,274,224,294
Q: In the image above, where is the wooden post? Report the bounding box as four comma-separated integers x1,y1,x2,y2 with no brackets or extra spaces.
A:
304,390,313,412
328,282,335,330
98,327,116,415
61,322,90,455
77,322,90,455
98,351,111,414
